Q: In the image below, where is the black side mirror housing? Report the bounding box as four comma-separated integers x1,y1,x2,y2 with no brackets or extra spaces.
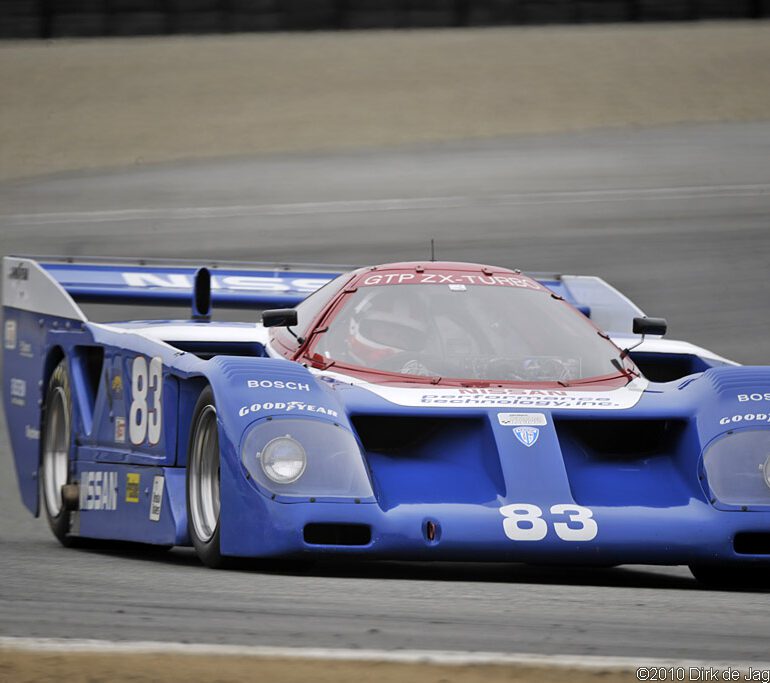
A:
632,316,667,337
192,267,211,320
262,308,299,328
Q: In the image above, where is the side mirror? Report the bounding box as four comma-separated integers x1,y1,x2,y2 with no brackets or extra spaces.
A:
632,317,667,337
262,308,298,328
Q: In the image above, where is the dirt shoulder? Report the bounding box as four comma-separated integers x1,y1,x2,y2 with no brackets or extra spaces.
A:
1,22,769,180
0,650,644,683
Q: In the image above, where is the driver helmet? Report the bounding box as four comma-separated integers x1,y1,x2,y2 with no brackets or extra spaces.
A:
347,288,429,367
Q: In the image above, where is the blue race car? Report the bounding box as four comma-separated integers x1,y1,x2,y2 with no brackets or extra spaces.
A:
3,256,770,586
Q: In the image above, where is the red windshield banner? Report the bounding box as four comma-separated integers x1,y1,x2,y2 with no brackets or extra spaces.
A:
359,272,544,290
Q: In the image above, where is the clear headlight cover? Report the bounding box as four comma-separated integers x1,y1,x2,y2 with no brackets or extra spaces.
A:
703,429,770,506
241,418,373,499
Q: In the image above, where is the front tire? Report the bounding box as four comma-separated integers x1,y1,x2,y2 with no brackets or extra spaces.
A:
186,387,227,568
41,359,75,545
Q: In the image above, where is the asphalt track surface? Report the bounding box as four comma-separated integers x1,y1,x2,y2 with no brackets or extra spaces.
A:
1,123,769,661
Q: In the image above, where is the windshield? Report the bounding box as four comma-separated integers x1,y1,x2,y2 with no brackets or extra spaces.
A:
313,284,625,382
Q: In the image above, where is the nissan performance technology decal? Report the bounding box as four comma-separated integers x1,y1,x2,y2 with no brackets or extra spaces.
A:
358,379,648,410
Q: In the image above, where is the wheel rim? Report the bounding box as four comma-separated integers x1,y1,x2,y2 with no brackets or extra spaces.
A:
42,387,69,517
189,405,220,543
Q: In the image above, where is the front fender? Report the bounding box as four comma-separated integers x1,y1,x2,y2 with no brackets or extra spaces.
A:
201,356,354,556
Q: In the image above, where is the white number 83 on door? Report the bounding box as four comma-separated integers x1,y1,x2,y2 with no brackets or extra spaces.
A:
499,503,598,541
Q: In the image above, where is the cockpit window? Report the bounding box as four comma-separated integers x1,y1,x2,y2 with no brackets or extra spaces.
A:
272,273,350,352
312,283,623,382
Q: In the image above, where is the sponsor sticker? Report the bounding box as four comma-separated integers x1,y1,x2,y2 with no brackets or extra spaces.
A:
79,471,118,511
19,341,33,358
498,412,547,427
25,425,40,440
149,476,164,521
719,413,770,426
4,320,17,350
738,393,770,402
513,426,540,447
10,378,26,406
125,473,140,503
361,273,543,290
111,374,123,398
114,417,126,444
246,379,311,391
238,402,338,418
364,379,647,410
8,262,29,281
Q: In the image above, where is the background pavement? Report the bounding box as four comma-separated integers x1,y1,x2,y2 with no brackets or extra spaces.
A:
1,122,769,659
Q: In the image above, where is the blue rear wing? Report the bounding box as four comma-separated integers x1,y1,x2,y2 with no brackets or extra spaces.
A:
41,258,342,309
3,257,645,334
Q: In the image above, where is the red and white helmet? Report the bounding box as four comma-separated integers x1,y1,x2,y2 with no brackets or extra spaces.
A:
347,289,429,367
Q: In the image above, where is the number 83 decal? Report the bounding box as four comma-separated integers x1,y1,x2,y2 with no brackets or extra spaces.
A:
499,503,598,541
129,356,163,446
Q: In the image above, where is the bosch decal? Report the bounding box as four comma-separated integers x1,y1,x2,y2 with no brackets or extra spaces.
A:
738,393,770,402
247,379,311,391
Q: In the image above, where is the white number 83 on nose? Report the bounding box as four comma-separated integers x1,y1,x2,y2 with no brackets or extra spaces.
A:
499,503,598,541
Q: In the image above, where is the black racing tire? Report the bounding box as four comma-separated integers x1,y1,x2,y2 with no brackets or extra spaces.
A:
40,359,76,546
689,563,770,590
186,386,229,568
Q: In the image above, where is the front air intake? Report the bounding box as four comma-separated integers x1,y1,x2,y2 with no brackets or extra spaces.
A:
734,533,770,555
350,415,504,510
303,524,371,546
555,418,686,459
555,418,694,507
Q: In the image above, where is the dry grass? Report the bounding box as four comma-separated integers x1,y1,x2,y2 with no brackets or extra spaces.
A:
0,650,644,683
0,22,769,180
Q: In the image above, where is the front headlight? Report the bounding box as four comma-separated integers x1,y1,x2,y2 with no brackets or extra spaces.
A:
703,429,770,506
241,418,374,499
260,435,307,484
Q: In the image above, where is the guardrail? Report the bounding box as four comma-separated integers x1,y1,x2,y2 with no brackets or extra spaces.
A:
1,0,768,39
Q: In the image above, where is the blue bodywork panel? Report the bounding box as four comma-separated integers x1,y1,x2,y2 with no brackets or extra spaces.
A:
3,257,770,567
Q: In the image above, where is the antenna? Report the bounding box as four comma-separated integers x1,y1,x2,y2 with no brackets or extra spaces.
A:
430,239,435,262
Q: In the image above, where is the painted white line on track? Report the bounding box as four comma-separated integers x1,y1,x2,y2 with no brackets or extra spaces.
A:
1,183,769,226
0,637,768,672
